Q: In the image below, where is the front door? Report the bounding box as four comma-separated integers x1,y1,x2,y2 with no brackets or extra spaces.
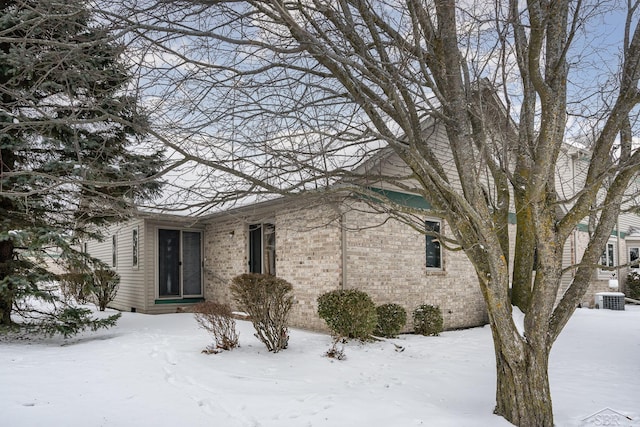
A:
158,229,202,298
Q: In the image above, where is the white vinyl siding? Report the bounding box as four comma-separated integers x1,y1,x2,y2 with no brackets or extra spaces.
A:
86,219,147,312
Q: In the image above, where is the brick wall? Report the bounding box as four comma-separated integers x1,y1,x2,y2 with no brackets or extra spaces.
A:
203,199,639,334
203,218,247,309
343,205,488,331
203,204,344,331
203,201,489,333
275,205,343,330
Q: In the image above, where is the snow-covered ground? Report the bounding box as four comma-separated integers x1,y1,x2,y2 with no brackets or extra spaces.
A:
1,306,639,427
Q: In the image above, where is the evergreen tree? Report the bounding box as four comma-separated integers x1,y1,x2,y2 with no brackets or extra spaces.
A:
0,0,164,335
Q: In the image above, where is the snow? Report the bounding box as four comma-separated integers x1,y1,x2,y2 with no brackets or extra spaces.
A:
511,305,526,338
2,307,640,427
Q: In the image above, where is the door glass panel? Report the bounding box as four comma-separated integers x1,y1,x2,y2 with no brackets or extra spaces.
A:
264,223,275,275
249,224,262,273
158,229,180,297
183,231,202,296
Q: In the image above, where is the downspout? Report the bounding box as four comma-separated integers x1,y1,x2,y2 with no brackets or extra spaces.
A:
341,212,347,290
572,152,579,272
616,217,621,286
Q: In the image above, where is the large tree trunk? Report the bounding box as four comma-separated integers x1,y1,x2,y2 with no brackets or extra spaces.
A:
492,328,553,426
0,238,15,326
0,299,11,326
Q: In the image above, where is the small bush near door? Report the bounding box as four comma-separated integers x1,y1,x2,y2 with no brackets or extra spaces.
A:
230,273,293,353
317,289,377,340
91,269,120,312
413,304,443,336
193,301,239,354
59,262,119,312
626,272,640,300
59,271,93,304
374,303,407,338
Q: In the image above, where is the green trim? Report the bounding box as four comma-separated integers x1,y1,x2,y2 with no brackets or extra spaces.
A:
575,222,630,238
154,297,204,305
369,187,518,224
366,187,432,210
366,187,631,238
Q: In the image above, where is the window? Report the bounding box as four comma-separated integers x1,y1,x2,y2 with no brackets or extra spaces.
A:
112,235,117,267
600,242,616,270
425,220,442,269
132,228,139,268
249,223,276,275
629,246,639,270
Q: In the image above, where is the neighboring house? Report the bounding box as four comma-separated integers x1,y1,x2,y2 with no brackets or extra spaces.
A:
85,121,640,331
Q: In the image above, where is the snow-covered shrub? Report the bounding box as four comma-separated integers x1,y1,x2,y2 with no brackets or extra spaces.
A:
90,269,119,311
413,304,443,336
626,272,640,300
374,303,407,338
317,289,377,340
193,301,239,354
230,273,293,353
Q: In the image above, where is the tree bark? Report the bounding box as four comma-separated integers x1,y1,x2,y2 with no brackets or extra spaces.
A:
511,200,534,311
0,238,15,326
494,339,553,427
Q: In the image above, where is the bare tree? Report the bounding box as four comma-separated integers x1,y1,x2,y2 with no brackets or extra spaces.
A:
100,1,640,425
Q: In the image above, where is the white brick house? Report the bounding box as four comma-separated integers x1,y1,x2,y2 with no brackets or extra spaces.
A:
85,121,640,331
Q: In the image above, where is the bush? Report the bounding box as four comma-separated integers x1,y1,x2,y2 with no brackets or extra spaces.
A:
374,303,407,338
90,269,120,311
626,272,640,300
413,304,443,336
59,262,119,311
324,337,347,360
193,301,239,354
59,271,92,304
317,289,377,340
230,273,293,353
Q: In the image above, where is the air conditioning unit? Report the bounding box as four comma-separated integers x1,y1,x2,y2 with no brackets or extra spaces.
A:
594,292,625,310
